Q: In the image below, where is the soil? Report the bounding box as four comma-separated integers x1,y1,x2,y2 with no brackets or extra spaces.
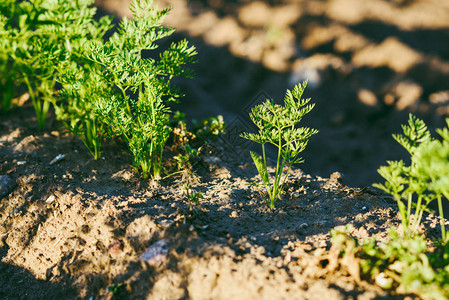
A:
1,0,449,299
2,105,442,300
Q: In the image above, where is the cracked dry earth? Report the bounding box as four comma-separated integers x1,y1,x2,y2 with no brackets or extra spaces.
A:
0,107,446,299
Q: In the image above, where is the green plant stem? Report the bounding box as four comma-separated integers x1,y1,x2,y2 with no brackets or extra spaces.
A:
437,194,446,241
23,74,44,130
415,209,425,234
83,119,101,160
269,127,285,209
411,195,423,233
407,193,412,225
150,88,158,178
252,145,275,208
261,144,273,201
140,159,149,179
395,195,409,236
441,191,449,243
274,158,285,206
1,65,13,113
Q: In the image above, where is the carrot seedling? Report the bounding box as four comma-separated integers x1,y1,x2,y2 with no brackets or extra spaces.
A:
241,81,318,209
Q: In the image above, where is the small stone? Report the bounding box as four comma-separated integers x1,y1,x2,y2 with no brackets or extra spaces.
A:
108,239,123,255
16,161,26,166
298,223,308,229
140,239,169,266
0,175,16,198
203,156,222,164
229,211,238,218
157,219,174,228
49,154,66,165
46,195,55,203
292,192,301,198
197,224,209,230
330,171,344,183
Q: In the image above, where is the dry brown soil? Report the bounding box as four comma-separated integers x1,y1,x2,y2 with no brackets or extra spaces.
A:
2,106,445,299
2,0,449,299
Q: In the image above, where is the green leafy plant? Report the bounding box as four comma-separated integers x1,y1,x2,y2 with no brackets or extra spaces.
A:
82,0,196,178
0,1,18,114
330,226,449,300
57,60,112,160
183,181,203,215
52,2,112,159
1,0,110,129
374,114,449,241
170,112,225,173
241,81,318,209
169,111,224,180
190,115,226,141
107,283,125,296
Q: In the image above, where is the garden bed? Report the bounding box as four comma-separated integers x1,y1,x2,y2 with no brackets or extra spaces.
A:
0,105,444,299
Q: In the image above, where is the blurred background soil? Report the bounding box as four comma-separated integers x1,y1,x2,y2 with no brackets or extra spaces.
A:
95,0,449,188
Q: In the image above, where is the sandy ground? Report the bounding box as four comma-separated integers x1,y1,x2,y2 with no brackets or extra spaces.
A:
2,105,445,299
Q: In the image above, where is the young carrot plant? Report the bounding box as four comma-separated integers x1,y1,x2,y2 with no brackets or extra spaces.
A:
374,114,449,242
0,1,18,114
87,0,196,178
6,0,68,129
241,81,318,209
2,0,110,129
56,61,112,160
54,3,112,159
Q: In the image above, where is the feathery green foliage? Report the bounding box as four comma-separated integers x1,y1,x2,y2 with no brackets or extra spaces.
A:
81,0,196,177
0,0,17,113
241,81,318,208
374,114,449,242
1,0,110,128
2,0,197,178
